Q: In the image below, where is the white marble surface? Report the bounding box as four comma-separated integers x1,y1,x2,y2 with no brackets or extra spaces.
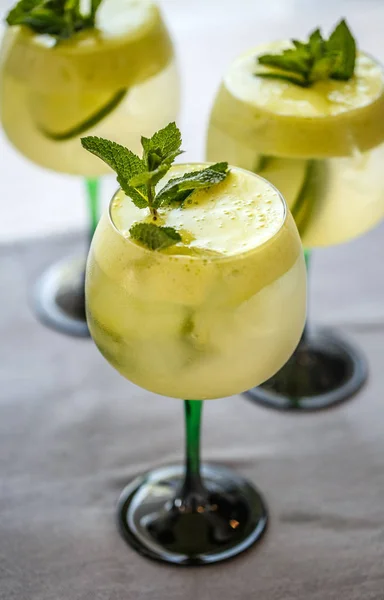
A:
1,0,384,241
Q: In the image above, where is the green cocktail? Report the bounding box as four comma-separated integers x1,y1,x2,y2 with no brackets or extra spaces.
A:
0,0,179,336
83,123,306,564
207,20,384,410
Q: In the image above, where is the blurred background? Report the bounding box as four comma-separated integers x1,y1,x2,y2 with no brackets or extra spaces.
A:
0,0,383,323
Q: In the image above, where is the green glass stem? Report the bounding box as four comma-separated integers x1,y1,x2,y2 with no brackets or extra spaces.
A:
85,177,100,241
182,400,204,496
301,248,312,345
304,248,311,271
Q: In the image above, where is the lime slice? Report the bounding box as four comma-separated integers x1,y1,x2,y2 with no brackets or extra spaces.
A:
2,0,173,93
206,128,312,235
205,128,311,230
213,43,384,158
299,147,384,247
290,161,324,239
258,157,309,213
29,88,127,141
257,157,322,240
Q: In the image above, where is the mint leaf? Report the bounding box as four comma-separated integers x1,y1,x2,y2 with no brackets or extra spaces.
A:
63,0,84,32
141,123,183,187
256,72,309,87
310,54,336,82
327,19,356,80
258,50,311,79
6,0,42,25
130,223,182,251
308,28,326,61
135,123,184,213
81,137,145,181
142,122,183,167
6,0,102,39
206,162,229,174
129,164,170,189
81,136,148,209
256,18,356,87
155,162,229,208
91,0,103,20
120,187,148,210
81,123,230,252
15,9,67,36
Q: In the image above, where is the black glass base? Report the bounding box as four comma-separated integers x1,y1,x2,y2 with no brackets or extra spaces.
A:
118,464,268,566
245,329,367,412
33,257,90,338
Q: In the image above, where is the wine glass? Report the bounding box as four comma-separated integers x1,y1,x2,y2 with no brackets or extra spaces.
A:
206,39,384,411
0,0,179,337
85,162,306,564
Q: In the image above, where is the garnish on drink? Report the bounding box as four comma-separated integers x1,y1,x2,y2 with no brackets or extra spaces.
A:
0,0,179,338
82,122,229,250
1,0,177,173
84,121,306,397
6,0,104,42
207,18,384,410
256,19,355,87
207,17,384,246
84,121,306,564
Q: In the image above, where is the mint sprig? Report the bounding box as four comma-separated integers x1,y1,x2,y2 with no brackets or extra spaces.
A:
256,19,356,87
154,162,229,207
6,0,103,40
129,223,182,251
79,137,148,208
81,123,229,251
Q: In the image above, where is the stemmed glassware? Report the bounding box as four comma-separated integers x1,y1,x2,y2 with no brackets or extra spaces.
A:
85,149,306,564
0,0,179,336
206,22,384,410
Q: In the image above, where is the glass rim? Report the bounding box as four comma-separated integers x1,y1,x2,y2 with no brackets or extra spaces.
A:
107,162,289,264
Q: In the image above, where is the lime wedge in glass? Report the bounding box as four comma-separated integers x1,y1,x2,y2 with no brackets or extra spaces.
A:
28,88,127,141
2,0,173,140
258,157,309,213
299,148,384,247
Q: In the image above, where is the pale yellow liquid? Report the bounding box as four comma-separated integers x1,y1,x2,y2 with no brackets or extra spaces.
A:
207,45,384,247
86,165,306,399
0,1,179,175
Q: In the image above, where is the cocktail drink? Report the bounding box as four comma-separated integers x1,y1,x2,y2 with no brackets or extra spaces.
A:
83,123,306,564
207,20,384,410
89,165,305,399
0,0,179,336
